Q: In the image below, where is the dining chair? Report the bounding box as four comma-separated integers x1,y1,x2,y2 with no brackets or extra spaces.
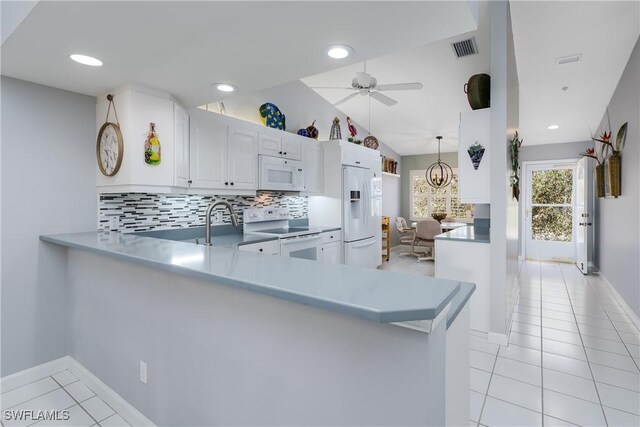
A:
413,219,442,262
396,217,417,258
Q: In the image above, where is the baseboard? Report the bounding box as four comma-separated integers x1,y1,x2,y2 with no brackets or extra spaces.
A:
597,272,640,330
0,356,155,427
488,332,508,346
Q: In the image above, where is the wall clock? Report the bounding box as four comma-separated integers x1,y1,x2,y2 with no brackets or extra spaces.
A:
97,94,124,176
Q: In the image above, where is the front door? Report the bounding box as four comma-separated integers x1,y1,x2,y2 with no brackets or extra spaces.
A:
524,161,577,261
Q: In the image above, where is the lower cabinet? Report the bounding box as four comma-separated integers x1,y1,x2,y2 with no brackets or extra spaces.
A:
238,240,280,255
321,241,342,264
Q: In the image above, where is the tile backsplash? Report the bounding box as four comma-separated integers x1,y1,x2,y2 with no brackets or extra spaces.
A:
98,192,308,232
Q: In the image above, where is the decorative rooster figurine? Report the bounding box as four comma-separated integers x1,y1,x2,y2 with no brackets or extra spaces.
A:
346,116,357,138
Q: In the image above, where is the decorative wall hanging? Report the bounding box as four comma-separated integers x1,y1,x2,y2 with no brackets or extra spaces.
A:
259,102,286,130
467,142,485,170
144,123,161,165
509,131,523,201
329,117,342,140
426,136,453,188
96,94,124,177
306,120,319,139
464,74,491,110
579,146,604,197
591,122,627,198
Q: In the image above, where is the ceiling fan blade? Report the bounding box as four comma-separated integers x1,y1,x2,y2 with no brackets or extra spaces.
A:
334,92,359,106
309,86,355,90
370,91,397,106
376,82,424,91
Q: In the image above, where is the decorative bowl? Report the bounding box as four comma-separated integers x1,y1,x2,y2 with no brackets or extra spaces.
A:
431,213,447,223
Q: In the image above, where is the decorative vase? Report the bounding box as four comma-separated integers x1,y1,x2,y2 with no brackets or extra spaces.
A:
605,153,621,197
468,147,485,170
464,74,491,110
595,164,605,198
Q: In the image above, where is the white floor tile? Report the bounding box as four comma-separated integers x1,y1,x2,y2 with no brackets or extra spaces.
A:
493,357,541,387
590,363,640,392
515,305,540,316
608,312,635,323
1,377,60,410
542,295,571,305
543,352,592,379
582,334,630,356
625,343,640,358
572,305,609,319
543,368,599,403
542,301,573,314
480,396,542,427
542,309,575,322
470,350,496,373
80,396,114,422
518,297,541,308
52,370,79,387
470,368,491,394
619,331,640,346
513,312,542,326
487,375,542,412
543,389,606,427
602,406,640,426
2,389,75,427
612,320,640,334
508,331,541,351
542,317,579,333
543,415,579,426
32,404,94,427
579,324,624,341
586,347,639,372
542,338,587,361
99,414,131,427
64,381,95,403
596,382,640,415
470,335,499,355
470,390,484,422
574,313,615,329
499,344,541,366
511,321,541,337
542,327,583,346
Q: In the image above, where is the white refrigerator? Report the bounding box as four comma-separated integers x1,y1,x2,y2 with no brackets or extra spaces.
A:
343,165,382,269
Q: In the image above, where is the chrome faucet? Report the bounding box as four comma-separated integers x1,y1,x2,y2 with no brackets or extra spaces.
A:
205,201,239,246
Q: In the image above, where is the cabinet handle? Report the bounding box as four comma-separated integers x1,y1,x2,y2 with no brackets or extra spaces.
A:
230,182,234,186
187,180,192,184
259,248,263,252
279,151,282,155
225,182,229,186
330,235,334,239
356,161,361,164
284,152,287,155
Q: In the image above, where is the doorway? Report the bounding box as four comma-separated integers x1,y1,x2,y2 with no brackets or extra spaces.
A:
522,160,578,261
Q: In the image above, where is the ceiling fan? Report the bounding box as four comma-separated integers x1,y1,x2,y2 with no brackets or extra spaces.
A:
310,61,423,107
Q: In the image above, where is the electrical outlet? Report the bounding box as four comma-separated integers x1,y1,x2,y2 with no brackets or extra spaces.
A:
109,216,120,231
140,360,148,384
215,212,223,223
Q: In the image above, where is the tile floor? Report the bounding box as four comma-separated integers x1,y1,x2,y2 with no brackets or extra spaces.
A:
378,245,435,276
470,261,640,427
1,370,132,427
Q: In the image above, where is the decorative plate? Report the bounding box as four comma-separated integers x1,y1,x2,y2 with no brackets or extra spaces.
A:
363,135,379,149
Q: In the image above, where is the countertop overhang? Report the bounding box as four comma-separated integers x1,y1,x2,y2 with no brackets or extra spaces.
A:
40,231,472,325
435,225,490,244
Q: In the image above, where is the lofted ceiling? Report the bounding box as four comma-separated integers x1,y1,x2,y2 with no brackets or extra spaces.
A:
301,1,490,156
1,1,478,109
511,1,639,146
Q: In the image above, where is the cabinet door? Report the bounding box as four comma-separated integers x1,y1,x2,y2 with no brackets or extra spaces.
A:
189,109,228,189
322,241,342,264
228,125,259,190
302,141,323,193
458,109,491,203
238,240,280,255
258,131,282,157
174,103,190,188
281,133,303,160
341,143,362,167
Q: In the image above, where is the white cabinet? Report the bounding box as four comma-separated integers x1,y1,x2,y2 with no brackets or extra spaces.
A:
341,142,364,167
458,109,491,203
259,131,302,160
302,141,323,194
189,110,259,191
238,240,280,255
321,242,342,264
174,103,190,188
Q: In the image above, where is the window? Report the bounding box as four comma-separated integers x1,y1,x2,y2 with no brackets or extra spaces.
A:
410,169,473,220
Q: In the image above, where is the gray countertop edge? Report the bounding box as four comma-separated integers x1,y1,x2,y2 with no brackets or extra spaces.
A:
434,226,490,244
39,233,459,324
446,282,476,329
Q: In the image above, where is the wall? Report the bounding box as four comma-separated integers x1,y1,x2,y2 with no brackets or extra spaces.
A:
0,77,97,376
488,1,520,342
594,36,639,317
99,191,307,232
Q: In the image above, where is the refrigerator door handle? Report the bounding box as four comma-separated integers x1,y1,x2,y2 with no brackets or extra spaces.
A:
351,239,376,249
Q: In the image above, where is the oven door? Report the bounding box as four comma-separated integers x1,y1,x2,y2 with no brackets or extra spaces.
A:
280,234,321,261
259,156,304,191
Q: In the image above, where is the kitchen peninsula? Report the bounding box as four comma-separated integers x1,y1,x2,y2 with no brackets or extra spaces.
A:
41,230,474,426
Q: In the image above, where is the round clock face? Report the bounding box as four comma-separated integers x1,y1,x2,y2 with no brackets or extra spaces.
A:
97,122,123,176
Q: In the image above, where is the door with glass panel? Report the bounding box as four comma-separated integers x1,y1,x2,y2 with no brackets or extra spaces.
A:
524,162,576,261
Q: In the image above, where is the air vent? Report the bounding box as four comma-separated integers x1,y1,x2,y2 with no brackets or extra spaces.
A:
451,37,478,58
556,54,582,66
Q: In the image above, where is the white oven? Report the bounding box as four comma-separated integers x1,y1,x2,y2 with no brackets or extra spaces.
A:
279,233,322,261
259,156,304,191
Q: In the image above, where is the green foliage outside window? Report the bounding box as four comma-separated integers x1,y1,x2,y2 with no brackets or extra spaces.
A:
530,169,573,242
411,170,473,220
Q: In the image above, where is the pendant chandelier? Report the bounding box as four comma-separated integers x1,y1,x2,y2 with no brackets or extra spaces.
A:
426,136,453,188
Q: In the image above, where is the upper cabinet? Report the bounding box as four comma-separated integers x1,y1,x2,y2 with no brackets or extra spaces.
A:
227,123,259,190
301,141,323,194
258,129,302,160
96,86,188,193
458,109,491,204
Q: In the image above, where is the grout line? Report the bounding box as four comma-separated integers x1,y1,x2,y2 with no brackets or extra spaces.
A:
50,375,100,426
2,382,63,411
538,262,545,427
475,346,500,426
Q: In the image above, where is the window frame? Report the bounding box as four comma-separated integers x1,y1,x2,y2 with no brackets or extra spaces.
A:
409,168,471,221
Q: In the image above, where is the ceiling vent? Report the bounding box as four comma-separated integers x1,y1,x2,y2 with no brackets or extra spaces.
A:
451,37,478,58
556,54,582,66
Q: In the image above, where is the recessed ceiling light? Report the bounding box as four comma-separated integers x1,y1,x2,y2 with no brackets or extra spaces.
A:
547,125,559,130
69,54,103,67
326,45,354,59
215,83,236,92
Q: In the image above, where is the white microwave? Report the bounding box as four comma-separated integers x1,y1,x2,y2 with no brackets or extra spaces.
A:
259,155,304,191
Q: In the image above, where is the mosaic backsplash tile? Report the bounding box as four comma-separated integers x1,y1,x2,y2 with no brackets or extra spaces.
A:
98,192,308,232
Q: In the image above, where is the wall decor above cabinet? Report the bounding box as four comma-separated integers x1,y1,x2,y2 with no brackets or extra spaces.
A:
259,102,286,130
96,94,124,177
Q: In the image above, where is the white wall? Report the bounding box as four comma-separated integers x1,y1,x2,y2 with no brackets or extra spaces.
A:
0,77,97,376
594,37,640,317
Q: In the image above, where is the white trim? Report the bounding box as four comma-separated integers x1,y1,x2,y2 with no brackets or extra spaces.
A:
488,332,508,346
597,272,640,330
0,356,155,427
